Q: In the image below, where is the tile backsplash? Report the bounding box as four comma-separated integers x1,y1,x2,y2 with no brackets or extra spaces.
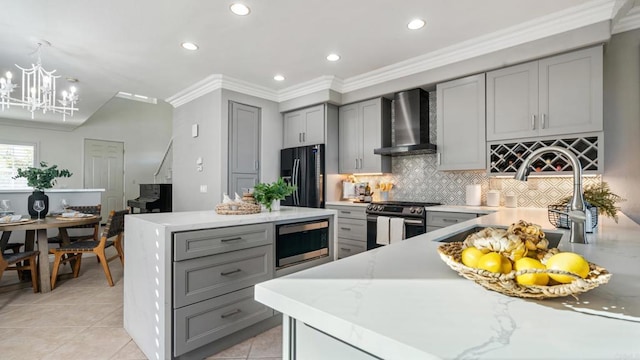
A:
353,91,601,207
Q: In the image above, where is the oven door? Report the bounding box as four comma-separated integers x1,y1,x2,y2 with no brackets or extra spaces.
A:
366,215,426,250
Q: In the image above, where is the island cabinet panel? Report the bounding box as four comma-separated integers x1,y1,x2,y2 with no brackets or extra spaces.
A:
173,223,272,261
426,211,478,233
326,204,367,258
174,286,272,356
174,244,273,308
295,321,380,360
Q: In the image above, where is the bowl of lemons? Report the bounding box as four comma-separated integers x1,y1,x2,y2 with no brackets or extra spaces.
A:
437,220,611,299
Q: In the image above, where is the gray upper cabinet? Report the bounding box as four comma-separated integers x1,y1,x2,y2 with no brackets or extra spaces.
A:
338,98,391,174
283,104,325,148
436,74,486,170
229,102,260,195
487,46,603,141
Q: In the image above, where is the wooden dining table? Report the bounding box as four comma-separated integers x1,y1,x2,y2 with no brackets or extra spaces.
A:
0,215,101,293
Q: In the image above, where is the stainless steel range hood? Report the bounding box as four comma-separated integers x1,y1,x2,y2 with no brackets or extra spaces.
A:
374,88,436,156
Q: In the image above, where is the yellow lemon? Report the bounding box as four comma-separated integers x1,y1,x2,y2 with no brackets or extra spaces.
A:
477,252,504,273
461,247,484,268
545,252,590,284
501,256,513,274
514,258,549,286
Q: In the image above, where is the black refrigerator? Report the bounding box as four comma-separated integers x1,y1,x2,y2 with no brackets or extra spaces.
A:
281,144,325,208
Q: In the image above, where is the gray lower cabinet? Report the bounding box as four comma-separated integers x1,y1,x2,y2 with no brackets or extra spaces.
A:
426,211,478,233
326,204,367,258
172,223,274,357
174,286,272,356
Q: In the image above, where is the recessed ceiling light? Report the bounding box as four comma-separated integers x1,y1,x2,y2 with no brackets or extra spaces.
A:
407,19,426,30
181,42,199,51
274,75,285,81
230,3,250,16
326,53,341,62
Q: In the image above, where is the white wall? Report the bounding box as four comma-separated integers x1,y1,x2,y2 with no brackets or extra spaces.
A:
171,89,281,212
0,97,173,204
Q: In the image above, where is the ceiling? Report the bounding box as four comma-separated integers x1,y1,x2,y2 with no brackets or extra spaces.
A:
0,0,637,127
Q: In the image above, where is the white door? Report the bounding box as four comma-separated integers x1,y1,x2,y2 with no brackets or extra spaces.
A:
84,139,124,219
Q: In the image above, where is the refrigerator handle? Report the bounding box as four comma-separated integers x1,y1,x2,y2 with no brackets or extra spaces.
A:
316,146,323,208
293,158,300,206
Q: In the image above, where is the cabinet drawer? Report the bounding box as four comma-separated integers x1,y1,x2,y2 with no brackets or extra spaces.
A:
337,218,366,241
426,212,477,227
174,223,272,261
174,286,272,357
337,238,366,259
174,245,273,308
326,205,366,220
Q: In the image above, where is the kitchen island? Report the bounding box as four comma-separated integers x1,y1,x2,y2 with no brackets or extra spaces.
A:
255,207,640,359
123,206,337,360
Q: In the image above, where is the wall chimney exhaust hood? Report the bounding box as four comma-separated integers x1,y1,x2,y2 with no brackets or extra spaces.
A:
374,88,436,156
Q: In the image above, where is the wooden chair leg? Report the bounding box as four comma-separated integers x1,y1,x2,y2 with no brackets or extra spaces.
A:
50,253,64,290
72,255,83,278
115,240,124,266
29,256,38,293
97,252,114,286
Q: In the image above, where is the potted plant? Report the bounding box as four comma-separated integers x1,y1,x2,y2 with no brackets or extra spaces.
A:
253,178,296,212
13,161,73,218
559,181,625,223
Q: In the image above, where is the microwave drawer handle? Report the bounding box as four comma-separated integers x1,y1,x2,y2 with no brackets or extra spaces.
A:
404,219,424,225
220,268,242,276
279,221,329,235
220,309,242,319
220,236,242,242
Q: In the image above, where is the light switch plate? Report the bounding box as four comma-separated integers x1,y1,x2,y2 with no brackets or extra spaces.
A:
192,124,199,138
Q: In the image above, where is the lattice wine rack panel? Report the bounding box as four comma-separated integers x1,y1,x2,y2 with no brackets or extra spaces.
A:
488,135,600,175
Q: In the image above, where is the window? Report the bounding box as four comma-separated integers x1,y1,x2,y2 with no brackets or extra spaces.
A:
0,142,36,189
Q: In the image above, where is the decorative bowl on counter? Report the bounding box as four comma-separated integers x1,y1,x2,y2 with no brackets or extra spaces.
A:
438,242,612,299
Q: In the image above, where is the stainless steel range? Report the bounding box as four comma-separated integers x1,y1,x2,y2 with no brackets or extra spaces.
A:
366,201,441,250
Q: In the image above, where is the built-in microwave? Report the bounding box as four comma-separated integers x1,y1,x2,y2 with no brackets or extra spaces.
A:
275,219,329,269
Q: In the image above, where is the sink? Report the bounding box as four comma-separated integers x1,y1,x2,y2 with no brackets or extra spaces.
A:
434,225,564,249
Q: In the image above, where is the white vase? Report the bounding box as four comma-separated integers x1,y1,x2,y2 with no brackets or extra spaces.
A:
271,199,281,211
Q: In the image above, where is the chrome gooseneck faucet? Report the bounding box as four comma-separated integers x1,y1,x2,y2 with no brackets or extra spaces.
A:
514,146,587,244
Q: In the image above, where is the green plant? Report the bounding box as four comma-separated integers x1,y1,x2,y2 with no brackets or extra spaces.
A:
13,161,73,191
559,182,625,222
253,178,296,211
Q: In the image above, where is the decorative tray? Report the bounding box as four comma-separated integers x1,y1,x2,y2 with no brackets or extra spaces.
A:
438,242,611,299
215,202,261,215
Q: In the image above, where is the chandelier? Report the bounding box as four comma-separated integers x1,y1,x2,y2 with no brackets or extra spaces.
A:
0,42,79,121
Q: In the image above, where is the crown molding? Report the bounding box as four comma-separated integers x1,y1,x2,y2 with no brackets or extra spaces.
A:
612,5,640,33
277,75,344,102
167,0,617,108
166,74,278,107
342,0,614,92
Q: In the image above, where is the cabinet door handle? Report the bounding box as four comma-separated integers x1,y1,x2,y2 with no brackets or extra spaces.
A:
221,236,242,242
340,247,351,252
340,211,351,214
355,159,358,169
340,227,351,231
437,153,441,166
299,133,302,143
442,218,458,223
541,113,546,129
220,268,242,276
220,309,242,318
303,132,306,142
531,115,536,130
254,160,259,170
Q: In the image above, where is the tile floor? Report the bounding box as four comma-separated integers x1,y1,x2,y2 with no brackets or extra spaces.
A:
0,249,282,360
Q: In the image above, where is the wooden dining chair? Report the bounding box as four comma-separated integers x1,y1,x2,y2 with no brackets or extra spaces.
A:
48,204,102,246
49,209,127,289
1,232,39,292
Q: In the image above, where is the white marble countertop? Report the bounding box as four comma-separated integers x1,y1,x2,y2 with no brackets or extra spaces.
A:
255,207,640,359
127,206,337,232
326,201,370,207
0,188,105,193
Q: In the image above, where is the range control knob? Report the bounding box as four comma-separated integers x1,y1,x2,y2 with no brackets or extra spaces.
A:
367,204,373,211
416,208,423,214
377,205,384,211
410,207,416,213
